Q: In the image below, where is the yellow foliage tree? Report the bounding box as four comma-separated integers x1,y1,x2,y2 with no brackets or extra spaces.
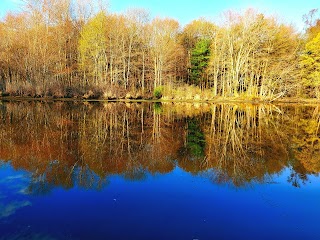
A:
79,11,108,86
300,32,320,98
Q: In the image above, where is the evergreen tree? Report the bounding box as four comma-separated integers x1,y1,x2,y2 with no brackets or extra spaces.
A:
190,39,211,86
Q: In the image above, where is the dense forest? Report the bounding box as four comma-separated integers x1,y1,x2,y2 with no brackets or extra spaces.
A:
0,0,320,101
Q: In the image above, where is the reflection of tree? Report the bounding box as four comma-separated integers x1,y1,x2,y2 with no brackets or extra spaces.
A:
185,118,206,157
201,104,290,186
0,101,185,193
0,101,320,191
176,117,206,174
287,168,308,188
290,106,320,183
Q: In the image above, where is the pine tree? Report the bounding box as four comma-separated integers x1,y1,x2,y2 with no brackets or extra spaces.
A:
190,39,211,86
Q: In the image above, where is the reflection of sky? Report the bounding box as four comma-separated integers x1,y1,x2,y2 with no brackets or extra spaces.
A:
0,160,320,239
0,200,31,218
0,163,32,219
0,233,57,240
0,163,46,240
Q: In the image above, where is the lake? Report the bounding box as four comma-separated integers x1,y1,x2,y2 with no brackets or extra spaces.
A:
0,101,319,240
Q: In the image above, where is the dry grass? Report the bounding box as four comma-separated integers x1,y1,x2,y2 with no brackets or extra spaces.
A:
161,84,215,101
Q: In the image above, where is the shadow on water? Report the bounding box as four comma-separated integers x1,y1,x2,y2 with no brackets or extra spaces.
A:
0,101,319,193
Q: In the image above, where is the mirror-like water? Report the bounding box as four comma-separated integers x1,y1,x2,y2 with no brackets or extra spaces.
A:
0,101,319,240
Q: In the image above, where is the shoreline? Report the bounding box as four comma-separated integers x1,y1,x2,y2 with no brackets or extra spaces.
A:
1,96,320,105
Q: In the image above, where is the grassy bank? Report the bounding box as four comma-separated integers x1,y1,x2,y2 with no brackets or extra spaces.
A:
1,84,320,104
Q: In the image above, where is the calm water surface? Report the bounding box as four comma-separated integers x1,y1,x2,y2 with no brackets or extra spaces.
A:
0,101,319,240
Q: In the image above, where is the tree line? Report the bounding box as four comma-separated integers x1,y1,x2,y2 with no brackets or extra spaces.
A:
0,0,319,100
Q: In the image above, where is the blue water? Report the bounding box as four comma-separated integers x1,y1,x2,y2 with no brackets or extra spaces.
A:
0,163,319,240
0,102,320,240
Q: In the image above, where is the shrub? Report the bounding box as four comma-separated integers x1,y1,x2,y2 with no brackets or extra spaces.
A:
153,86,164,99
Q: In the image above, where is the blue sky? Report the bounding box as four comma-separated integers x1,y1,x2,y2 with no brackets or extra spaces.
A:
0,0,319,30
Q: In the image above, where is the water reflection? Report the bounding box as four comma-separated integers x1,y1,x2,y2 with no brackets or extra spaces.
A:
0,101,319,193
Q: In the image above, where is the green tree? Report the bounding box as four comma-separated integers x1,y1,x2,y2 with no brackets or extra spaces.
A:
190,39,211,87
